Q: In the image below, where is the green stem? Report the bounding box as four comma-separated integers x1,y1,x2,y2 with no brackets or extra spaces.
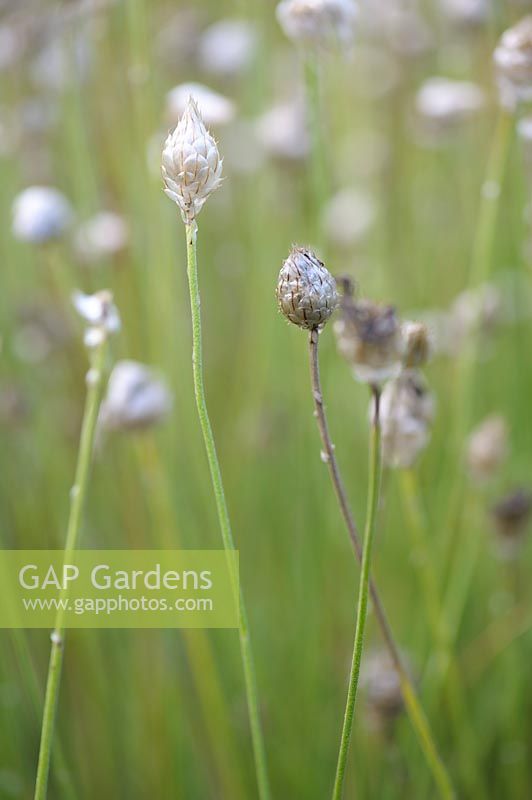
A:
184,222,271,800
332,386,382,800
34,339,108,800
308,331,454,800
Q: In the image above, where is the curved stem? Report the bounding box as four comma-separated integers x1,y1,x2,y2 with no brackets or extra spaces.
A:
34,340,108,800
332,386,382,800
308,330,454,800
185,222,271,800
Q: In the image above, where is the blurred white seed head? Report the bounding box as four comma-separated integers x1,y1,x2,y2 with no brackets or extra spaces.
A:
74,212,129,263
466,414,508,483
334,290,404,385
494,16,532,110
402,321,431,368
323,187,376,249
99,360,172,433
198,19,257,77
162,96,223,224
360,649,410,734
415,77,485,135
377,370,435,469
256,100,310,161
277,247,338,330
276,0,357,48
165,83,235,127
450,283,501,347
72,289,120,349
491,489,532,561
439,0,488,28
12,186,72,244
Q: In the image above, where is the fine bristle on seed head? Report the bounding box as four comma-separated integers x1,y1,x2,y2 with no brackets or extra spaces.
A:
276,247,338,330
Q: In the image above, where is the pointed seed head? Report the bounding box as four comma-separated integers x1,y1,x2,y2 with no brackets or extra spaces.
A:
276,247,338,330
162,96,223,224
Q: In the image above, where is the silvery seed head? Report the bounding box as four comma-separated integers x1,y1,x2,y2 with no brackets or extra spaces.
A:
466,414,508,483
494,16,532,109
72,289,121,349
334,295,404,385
99,360,173,433
162,96,223,224
12,186,72,244
276,0,357,49
277,247,338,330
377,370,435,469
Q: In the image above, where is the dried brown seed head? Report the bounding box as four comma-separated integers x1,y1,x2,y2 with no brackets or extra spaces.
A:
334,296,404,384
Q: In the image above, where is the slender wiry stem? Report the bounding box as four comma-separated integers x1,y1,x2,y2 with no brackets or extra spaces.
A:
308,330,454,800
34,339,108,800
185,222,271,800
332,386,382,800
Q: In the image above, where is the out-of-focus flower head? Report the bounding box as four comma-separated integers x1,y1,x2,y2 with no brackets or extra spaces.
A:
494,16,532,110
74,212,129,263
439,0,488,28
491,488,532,560
12,186,72,244
360,649,410,734
415,77,485,139
276,0,357,49
401,321,431,368
99,360,173,434
255,100,310,161
165,83,235,128
198,19,257,77
323,187,376,249
378,370,435,469
72,290,120,349
466,414,508,483
334,284,404,385
162,96,223,224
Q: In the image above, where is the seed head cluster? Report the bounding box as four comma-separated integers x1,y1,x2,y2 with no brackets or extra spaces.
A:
277,247,338,330
162,96,223,224
334,294,404,385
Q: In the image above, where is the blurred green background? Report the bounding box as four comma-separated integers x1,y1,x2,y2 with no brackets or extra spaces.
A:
2,0,532,797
